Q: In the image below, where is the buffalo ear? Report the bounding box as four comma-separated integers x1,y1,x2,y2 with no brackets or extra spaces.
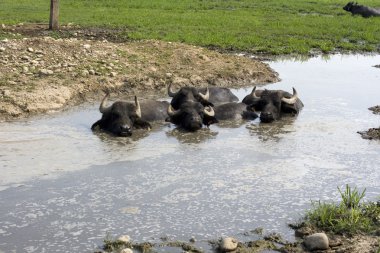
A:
133,118,152,130
91,120,102,130
203,115,218,127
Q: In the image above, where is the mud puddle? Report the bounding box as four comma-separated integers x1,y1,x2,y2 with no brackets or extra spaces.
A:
0,54,380,252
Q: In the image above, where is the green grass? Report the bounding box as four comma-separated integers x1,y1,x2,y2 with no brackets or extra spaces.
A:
306,185,380,235
1,0,380,54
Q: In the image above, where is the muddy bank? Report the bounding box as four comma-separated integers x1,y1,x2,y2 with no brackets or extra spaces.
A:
97,229,380,253
358,105,380,140
0,27,279,120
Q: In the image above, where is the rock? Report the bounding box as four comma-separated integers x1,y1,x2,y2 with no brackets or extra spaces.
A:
83,44,91,49
120,249,133,253
81,70,89,77
303,233,329,251
27,47,34,52
172,76,190,86
21,56,30,61
295,226,312,238
110,72,117,77
2,38,9,43
2,90,11,96
165,72,173,78
35,50,44,55
0,47,5,52
22,66,29,73
200,54,210,61
117,235,131,243
1,24,5,29
39,69,54,76
373,64,380,68
189,236,196,243
190,75,202,85
220,237,238,252
89,69,95,75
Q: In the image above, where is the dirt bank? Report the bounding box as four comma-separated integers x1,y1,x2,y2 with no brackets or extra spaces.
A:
0,26,279,121
358,105,380,140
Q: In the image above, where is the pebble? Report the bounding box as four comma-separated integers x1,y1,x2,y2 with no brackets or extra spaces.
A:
2,90,11,96
39,69,54,76
89,69,95,75
22,66,29,73
83,44,91,49
21,56,30,61
81,70,89,77
1,24,5,29
27,47,34,52
117,235,131,243
110,72,117,77
120,249,133,253
303,233,329,251
220,237,238,252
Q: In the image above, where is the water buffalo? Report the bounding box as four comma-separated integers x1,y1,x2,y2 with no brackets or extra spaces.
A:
214,102,258,121
168,84,239,108
343,2,380,17
168,84,213,110
198,87,239,105
243,87,304,123
166,101,218,131
92,93,169,136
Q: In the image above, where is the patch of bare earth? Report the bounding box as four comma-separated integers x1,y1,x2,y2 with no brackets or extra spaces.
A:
0,26,279,121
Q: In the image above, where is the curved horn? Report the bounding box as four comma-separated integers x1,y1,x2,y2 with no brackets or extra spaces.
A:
99,93,112,114
199,87,210,101
168,83,179,97
281,87,298,105
167,104,180,117
251,86,259,98
203,106,215,117
134,96,142,118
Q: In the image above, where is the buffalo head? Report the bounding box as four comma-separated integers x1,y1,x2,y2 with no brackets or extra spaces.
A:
91,93,151,136
245,87,303,123
166,101,218,131
168,83,213,109
343,1,357,11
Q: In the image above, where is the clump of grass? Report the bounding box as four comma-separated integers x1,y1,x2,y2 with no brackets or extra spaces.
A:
338,184,366,209
306,184,380,235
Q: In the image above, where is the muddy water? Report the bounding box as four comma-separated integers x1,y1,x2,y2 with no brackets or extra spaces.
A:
0,54,380,252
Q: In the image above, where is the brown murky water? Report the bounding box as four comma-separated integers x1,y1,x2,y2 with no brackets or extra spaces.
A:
0,54,379,252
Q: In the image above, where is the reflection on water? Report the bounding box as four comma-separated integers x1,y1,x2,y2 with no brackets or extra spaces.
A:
247,116,297,142
166,128,218,144
0,54,380,253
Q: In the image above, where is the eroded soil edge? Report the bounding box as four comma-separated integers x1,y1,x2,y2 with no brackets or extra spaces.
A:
0,32,279,121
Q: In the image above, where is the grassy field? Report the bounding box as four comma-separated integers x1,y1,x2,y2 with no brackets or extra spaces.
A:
1,0,380,55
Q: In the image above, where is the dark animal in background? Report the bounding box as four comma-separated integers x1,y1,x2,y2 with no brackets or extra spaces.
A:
92,93,169,136
213,102,258,121
166,101,217,131
167,84,221,131
343,2,380,17
198,87,239,105
168,84,213,110
243,87,304,123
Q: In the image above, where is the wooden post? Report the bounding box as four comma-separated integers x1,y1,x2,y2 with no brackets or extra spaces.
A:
49,0,59,30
